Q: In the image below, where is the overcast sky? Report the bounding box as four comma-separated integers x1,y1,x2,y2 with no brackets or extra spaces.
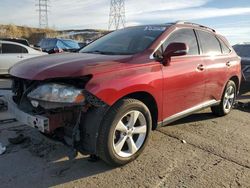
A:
0,0,250,44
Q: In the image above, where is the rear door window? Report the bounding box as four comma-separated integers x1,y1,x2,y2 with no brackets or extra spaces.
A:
2,43,28,54
218,38,231,54
162,29,199,55
197,30,221,55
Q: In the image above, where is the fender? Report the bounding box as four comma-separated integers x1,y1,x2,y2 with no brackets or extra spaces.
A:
85,62,164,122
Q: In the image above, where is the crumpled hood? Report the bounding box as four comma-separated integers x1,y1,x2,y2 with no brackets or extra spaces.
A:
9,53,133,80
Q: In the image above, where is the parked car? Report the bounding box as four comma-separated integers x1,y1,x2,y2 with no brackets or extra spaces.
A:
233,43,250,81
1,38,42,52
0,38,30,47
0,41,47,75
8,22,241,166
38,38,80,54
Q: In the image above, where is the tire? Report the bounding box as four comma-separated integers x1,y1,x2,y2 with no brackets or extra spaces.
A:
97,98,152,166
211,80,237,116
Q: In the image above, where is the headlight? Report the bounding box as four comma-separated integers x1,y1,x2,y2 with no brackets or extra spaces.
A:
27,83,85,103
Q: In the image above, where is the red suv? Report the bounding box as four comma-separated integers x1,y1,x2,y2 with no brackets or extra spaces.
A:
8,22,241,166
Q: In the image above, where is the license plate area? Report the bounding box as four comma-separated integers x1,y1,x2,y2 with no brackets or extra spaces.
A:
27,115,49,132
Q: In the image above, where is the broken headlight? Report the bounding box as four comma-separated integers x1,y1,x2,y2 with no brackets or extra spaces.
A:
27,83,85,104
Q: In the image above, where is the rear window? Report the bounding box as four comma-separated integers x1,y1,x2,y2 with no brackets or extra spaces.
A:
2,43,28,53
197,30,221,55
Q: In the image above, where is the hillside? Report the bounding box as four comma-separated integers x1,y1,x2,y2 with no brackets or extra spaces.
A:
0,24,108,45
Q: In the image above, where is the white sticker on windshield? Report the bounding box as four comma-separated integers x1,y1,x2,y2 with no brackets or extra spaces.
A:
144,26,166,31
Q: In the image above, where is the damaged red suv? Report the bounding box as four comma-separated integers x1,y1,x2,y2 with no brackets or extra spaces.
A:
8,22,241,166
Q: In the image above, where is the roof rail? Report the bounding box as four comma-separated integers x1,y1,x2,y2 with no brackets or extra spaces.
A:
175,21,216,33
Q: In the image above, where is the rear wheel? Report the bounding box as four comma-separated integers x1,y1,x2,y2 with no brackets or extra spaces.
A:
211,80,236,116
97,98,152,166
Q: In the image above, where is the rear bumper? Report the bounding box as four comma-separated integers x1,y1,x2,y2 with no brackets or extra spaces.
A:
4,94,49,133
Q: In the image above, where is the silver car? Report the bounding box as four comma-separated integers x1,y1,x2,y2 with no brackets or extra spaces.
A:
0,40,47,75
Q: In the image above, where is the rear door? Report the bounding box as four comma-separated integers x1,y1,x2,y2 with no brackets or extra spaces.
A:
196,30,231,101
162,28,206,119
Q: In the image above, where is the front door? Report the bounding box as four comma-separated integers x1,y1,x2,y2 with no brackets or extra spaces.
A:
161,28,206,120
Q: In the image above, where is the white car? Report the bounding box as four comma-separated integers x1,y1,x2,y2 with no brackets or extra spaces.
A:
0,40,47,75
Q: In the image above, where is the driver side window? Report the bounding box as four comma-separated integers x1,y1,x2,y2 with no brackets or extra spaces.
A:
162,29,199,56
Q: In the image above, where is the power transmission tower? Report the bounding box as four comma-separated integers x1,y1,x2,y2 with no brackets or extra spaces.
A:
108,0,125,30
36,0,49,28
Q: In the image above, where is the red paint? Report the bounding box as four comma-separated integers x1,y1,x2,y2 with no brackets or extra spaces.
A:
9,24,241,123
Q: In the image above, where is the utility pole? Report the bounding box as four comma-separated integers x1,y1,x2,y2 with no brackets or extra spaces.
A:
36,0,49,28
108,0,125,30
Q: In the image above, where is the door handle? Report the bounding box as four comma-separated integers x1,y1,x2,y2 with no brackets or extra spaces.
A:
197,64,205,71
17,55,23,58
226,61,231,67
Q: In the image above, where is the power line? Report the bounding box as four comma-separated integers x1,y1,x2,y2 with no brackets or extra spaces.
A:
36,0,49,28
108,0,125,30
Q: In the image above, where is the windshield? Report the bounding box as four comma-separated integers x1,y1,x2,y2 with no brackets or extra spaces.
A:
233,45,250,57
80,26,167,55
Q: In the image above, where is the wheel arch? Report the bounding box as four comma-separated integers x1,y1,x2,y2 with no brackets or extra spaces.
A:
229,75,240,93
121,91,159,130
219,75,240,100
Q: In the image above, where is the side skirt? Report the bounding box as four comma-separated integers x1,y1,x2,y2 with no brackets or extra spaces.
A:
157,100,220,127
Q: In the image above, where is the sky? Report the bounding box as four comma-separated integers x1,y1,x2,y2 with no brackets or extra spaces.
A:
0,0,250,44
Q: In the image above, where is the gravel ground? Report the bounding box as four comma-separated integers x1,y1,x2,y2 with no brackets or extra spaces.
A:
0,80,249,188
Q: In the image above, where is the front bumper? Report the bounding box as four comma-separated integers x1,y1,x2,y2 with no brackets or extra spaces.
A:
4,94,49,133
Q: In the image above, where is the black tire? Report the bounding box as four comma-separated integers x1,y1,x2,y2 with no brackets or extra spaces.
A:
211,80,237,116
97,98,152,166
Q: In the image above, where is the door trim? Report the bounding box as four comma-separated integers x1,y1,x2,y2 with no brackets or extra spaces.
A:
158,99,220,126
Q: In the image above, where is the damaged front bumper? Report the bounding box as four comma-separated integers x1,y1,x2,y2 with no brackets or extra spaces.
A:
7,76,109,154
4,93,49,132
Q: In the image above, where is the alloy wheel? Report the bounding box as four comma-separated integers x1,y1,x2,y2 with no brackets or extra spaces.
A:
223,85,235,112
112,110,147,158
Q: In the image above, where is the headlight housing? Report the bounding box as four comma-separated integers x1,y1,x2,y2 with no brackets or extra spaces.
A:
27,83,85,104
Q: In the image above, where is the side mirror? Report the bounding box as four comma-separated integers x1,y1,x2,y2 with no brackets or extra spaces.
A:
162,42,189,65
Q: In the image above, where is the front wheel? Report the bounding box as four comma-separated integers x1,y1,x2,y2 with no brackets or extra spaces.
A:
97,98,152,166
211,80,237,116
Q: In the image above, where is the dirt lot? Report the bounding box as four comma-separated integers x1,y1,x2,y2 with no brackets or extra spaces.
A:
0,80,250,188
